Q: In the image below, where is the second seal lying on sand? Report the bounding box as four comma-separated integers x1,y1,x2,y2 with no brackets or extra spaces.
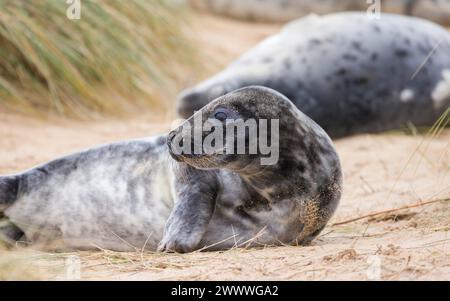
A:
177,12,450,138
0,87,342,252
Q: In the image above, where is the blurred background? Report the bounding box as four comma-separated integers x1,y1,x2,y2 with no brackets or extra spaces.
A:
190,0,450,23
1,0,450,119
0,0,200,117
0,0,449,280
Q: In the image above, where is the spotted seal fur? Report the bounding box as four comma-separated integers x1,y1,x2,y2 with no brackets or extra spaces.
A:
0,86,342,252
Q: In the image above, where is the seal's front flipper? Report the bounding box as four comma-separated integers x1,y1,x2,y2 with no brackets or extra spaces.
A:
158,168,218,253
0,176,19,212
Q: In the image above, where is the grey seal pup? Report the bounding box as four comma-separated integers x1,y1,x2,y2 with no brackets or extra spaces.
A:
177,12,450,138
0,86,342,252
188,0,450,25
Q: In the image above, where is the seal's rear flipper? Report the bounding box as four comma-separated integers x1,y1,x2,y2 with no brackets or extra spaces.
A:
0,176,19,212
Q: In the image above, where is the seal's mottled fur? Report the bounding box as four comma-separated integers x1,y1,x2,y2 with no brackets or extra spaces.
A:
1,87,342,252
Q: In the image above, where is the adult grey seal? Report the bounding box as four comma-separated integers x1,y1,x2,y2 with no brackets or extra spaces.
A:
0,86,342,252
188,0,450,25
177,12,450,138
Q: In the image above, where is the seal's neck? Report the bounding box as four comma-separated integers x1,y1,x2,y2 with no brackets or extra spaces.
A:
232,162,295,202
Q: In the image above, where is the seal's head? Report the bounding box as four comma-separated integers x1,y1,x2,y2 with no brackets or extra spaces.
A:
169,86,288,170
168,85,331,174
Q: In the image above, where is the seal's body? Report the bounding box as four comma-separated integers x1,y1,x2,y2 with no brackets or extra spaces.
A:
1,137,174,250
0,87,342,252
177,13,450,138
189,0,450,25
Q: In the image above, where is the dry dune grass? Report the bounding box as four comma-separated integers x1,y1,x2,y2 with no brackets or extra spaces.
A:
0,0,199,117
0,13,449,280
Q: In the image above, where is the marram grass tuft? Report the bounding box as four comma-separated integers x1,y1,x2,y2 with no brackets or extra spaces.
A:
0,0,198,117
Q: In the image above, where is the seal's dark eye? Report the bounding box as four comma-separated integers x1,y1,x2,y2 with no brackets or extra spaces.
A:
214,111,227,121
